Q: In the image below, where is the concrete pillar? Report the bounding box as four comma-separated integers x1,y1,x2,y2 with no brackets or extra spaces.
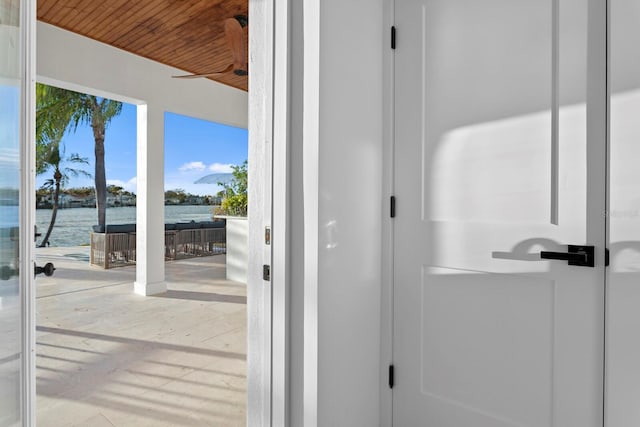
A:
134,103,166,296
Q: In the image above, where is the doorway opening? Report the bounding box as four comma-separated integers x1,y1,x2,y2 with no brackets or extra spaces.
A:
33,83,252,424
4,0,283,423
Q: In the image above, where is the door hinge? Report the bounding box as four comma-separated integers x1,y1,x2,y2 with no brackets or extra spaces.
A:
391,26,396,49
605,248,610,267
263,265,271,281
390,196,396,218
388,364,395,389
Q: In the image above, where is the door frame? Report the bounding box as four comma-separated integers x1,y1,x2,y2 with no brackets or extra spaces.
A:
249,0,290,425
381,0,396,424
381,0,610,425
266,0,291,425
19,0,37,424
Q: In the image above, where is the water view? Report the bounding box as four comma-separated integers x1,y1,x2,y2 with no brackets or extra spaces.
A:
36,205,215,247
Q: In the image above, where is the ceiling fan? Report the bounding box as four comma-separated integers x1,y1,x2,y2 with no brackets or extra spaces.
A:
173,15,248,79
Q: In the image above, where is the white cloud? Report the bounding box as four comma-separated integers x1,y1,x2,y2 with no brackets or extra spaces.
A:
208,163,234,173
107,177,137,194
179,161,206,172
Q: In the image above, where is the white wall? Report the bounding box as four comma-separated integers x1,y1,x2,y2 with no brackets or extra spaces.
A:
290,0,384,425
316,1,383,422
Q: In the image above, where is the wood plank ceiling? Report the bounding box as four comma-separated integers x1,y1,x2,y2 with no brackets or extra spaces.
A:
37,0,249,91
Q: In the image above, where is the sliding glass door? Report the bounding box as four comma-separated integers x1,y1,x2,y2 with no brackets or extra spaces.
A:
0,0,35,425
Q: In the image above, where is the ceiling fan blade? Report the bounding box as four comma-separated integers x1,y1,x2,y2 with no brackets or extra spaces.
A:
225,17,248,76
172,63,234,79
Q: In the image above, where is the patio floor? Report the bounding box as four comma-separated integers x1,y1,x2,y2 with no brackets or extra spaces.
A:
34,246,246,427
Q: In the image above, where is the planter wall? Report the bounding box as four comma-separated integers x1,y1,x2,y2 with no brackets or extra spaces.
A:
225,217,248,283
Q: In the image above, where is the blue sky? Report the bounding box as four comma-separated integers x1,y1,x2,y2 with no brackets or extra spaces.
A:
35,102,248,196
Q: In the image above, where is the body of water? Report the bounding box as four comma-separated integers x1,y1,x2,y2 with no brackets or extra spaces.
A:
36,205,216,247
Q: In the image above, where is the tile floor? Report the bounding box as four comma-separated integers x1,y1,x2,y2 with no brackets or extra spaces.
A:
35,247,246,427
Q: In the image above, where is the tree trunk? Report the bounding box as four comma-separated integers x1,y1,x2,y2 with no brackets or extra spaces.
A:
39,169,62,247
92,111,107,226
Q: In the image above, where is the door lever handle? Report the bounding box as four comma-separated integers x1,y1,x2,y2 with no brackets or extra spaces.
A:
540,245,595,267
34,262,56,277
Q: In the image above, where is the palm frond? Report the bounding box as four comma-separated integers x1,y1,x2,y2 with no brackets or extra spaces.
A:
40,179,55,190
67,153,90,165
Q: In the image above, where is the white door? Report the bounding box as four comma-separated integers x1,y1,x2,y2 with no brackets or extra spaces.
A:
393,0,607,426
0,0,36,425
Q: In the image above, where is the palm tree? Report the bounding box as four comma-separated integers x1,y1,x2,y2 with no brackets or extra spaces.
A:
37,141,91,247
36,83,123,226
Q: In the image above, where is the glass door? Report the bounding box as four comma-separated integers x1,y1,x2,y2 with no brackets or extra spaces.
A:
0,0,35,425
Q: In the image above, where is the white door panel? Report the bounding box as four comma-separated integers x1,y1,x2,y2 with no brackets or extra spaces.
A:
393,0,604,425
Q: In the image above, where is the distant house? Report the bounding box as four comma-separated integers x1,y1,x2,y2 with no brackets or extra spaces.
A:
38,193,84,208
81,197,96,208
120,194,136,206
185,195,205,205
107,192,137,207
37,192,136,208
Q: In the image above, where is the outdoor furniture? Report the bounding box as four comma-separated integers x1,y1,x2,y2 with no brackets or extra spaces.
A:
90,220,226,269
89,224,137,269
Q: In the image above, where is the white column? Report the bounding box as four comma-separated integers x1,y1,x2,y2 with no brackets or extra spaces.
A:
134,103,167,296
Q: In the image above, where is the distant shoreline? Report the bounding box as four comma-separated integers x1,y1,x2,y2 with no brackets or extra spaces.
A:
36,204,218,210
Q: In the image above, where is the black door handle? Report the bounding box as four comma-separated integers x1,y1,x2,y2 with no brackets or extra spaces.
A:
540,245,595,267
34,262,56,277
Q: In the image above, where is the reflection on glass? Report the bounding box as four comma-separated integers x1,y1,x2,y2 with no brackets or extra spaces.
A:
0,1,22,425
